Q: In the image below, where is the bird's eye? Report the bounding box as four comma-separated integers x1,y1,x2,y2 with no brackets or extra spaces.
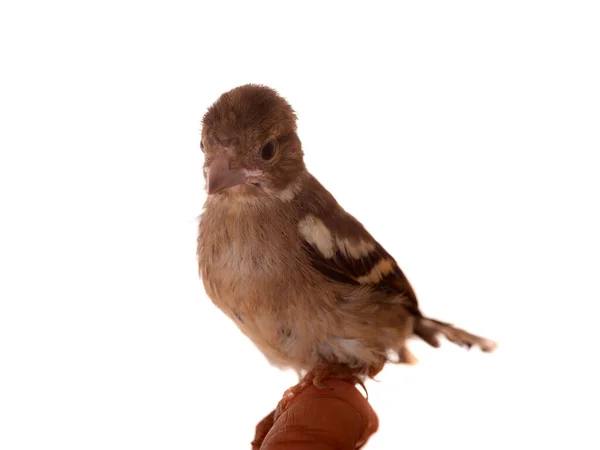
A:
200,140,205,152
260,140,276,160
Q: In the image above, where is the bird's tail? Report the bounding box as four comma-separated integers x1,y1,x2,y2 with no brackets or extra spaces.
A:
413,317,497,352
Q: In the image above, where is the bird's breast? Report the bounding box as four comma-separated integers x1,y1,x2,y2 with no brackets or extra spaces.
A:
197,201,310,368
197,198,359,371
198,200,302,311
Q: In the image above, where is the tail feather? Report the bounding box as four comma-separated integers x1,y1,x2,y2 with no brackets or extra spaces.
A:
414,317,497,352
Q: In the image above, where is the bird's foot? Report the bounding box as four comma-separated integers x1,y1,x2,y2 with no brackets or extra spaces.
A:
275,364,365,420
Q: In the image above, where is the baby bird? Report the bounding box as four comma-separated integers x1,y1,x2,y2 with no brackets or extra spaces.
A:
197,84,496,406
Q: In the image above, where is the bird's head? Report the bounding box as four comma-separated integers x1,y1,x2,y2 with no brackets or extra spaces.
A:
200,84,306,200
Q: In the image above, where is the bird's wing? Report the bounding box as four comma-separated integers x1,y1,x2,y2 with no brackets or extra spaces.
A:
295,176,421,315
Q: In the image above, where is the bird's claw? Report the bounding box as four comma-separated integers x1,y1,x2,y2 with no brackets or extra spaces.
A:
313,379,333,390
274,364,366,420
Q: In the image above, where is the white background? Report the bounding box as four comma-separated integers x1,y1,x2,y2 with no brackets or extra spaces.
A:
1,1,599,449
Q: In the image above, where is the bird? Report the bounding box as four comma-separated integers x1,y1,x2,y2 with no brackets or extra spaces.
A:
196,84,497,413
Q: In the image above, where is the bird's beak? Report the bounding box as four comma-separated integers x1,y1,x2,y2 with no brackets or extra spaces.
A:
207,155,247,195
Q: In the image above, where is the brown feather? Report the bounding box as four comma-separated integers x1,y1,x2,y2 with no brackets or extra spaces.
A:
197,84,497,381
294,174,422,317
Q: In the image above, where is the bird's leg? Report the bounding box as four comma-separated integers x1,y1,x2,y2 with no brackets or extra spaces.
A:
275,363,365,419
367,357,387,379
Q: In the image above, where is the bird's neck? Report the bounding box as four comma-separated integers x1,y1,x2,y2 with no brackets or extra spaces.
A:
203,172,307,214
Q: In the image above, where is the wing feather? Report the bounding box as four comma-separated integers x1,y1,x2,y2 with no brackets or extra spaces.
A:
295,176,421,315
